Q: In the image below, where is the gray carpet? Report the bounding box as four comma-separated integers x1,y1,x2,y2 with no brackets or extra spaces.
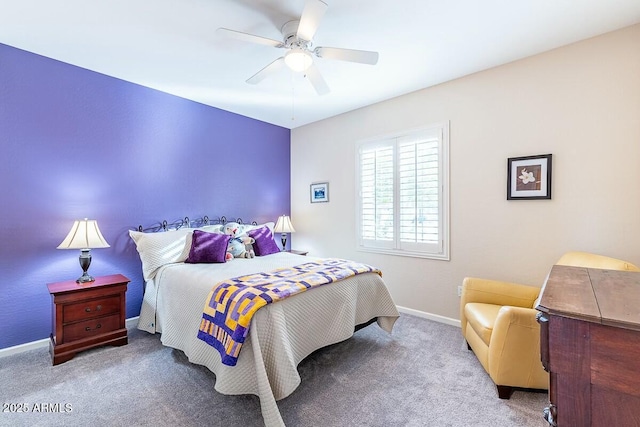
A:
0,314,547,426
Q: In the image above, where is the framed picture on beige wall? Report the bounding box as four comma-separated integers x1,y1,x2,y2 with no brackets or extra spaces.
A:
507,154,552,200
310,182,329,203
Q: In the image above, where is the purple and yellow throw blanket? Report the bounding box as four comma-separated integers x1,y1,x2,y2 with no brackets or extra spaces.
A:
197,258,381,366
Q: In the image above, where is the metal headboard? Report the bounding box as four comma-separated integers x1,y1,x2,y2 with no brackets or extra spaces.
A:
137,216,257,232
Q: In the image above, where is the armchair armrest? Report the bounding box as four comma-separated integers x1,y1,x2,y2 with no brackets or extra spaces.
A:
488,306,548,390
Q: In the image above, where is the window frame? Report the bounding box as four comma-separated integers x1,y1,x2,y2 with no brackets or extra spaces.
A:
355,121,450,260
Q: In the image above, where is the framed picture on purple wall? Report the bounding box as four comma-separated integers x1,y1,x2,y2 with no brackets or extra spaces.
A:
310,182,329,203
507,154,552,200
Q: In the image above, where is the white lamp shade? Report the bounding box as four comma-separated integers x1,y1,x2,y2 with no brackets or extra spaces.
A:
57,219,110,250
284,48,313,72
274,215,296,233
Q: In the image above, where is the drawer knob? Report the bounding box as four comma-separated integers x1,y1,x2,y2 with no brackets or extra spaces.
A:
84,305,102,313
85,323,102,332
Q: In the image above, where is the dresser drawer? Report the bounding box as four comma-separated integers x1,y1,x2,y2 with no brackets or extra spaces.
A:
62,313,121,343
63,295,121,323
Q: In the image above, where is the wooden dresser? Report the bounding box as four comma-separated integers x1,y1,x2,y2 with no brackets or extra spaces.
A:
536,265,640,426
47,274,129,365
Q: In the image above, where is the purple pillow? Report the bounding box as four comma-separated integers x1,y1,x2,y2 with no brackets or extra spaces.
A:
185,230,230,264
247,226,280,256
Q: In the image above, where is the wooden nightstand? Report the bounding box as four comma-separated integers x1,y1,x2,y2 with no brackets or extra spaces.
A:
47,274,130,365
286,250,308,256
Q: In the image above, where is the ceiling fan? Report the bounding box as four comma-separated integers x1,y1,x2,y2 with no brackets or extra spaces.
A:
217,0,379,95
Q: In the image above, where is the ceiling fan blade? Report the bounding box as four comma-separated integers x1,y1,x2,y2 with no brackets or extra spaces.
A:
305,63,330,95
246,57,286,84
297,0,328,41
217,28,283,48
315,47,379,65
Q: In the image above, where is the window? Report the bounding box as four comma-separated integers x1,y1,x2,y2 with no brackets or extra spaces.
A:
356,122,449,260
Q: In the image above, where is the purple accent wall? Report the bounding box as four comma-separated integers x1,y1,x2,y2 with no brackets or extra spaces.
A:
0,44,291,350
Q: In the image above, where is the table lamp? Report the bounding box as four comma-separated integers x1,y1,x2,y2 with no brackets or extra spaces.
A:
57,218,110,283
273,215,296,251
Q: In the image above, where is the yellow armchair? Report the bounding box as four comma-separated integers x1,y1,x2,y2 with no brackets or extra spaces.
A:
460,251,640,399
460,277,545,399
555,251,640,272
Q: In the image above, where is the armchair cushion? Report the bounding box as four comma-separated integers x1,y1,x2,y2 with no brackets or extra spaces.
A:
464,303,501,346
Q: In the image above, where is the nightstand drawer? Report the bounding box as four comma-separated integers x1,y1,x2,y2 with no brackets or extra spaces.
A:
63,313,121,342
63,295,121,323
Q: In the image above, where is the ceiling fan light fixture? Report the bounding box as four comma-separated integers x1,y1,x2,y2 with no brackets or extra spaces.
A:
284,48,313,72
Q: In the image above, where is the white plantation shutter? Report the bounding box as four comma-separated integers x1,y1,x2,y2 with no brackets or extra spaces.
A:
360,141,395,248
357,123,449,259
398,131,442,253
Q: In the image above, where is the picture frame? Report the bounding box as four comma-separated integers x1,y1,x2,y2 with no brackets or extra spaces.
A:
310,182,329,203
507,154,552,200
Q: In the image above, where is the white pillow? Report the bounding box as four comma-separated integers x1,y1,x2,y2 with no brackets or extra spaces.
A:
199,224,223,233
240,221,275,235
129,228,194,281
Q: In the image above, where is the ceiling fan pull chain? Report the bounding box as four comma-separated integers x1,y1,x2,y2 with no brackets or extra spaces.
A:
291,71,296,121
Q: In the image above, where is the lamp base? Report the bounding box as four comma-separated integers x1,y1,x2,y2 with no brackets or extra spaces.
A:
76,272,95,283
281,234,287,251
77,249,95,283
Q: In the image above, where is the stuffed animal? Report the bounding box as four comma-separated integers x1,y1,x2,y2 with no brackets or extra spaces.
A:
222,222,255,260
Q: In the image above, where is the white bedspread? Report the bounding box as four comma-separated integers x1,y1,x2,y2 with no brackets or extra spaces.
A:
137,252,399,427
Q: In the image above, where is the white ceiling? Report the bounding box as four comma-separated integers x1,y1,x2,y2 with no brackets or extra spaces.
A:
2,0,640,129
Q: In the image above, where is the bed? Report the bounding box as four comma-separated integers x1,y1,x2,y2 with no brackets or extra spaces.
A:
131,218,399,427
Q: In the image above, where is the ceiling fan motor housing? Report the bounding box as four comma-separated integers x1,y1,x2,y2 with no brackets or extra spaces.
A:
281,20,312,50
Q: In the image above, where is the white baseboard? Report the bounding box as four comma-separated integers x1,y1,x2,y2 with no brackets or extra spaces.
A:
125,316,140,329
0,337,50,358
396,305,461,328
0,316,140,359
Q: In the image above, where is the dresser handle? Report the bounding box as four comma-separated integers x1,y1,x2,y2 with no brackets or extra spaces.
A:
543,404,557,426
537,312,550,372
85,323,102,332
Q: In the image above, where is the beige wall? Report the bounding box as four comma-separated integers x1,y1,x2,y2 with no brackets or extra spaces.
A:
290,24,640,323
